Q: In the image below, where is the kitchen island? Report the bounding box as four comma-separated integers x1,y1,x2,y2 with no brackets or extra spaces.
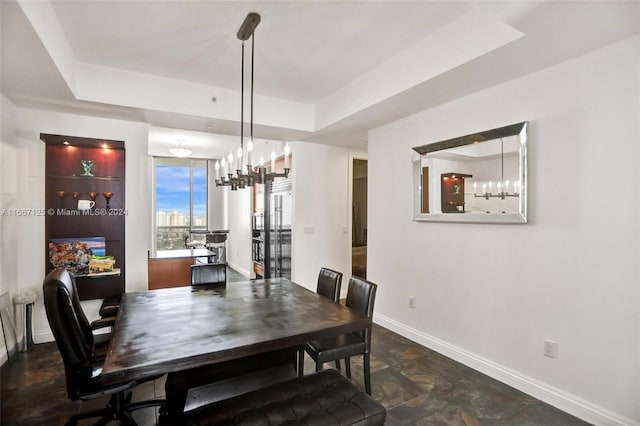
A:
147,248,216,290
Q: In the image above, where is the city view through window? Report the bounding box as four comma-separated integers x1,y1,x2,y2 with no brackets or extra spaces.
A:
155,158,207,250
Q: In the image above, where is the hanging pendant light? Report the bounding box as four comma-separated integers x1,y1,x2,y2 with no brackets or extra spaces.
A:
215,12,291,191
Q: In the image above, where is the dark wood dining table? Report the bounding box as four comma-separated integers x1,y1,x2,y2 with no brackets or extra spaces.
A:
101,278,371,386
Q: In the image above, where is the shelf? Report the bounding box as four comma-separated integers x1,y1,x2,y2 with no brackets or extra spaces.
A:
76,268,121,278
48,174,121,181
43,132,126,301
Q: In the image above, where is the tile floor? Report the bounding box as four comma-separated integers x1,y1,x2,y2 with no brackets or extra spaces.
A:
1,268,591,425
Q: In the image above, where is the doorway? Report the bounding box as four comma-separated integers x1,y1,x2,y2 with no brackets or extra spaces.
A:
352,159,367,279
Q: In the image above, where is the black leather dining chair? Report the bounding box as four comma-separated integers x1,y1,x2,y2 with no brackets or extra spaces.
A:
43,268,165,425
301,276,377,394
298,268,344,376
316,267,343,302
191,262,227,287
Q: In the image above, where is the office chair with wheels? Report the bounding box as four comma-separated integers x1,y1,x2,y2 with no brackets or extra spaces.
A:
98,294,120,318
64,271,115,359
301,276,377,394
43,268,165,425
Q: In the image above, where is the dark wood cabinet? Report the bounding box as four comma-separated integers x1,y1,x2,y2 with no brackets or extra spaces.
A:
42,134,126,300
441,173,471,213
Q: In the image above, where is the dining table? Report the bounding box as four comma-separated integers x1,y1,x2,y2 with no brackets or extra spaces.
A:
101,278,371,388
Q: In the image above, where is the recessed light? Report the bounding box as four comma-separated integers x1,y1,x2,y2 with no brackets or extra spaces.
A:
211,97,217,103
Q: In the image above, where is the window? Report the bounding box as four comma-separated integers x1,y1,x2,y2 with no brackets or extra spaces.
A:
154,157,208,250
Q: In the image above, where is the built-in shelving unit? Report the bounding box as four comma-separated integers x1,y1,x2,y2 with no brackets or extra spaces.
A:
440,172,472,214
42,133,126,301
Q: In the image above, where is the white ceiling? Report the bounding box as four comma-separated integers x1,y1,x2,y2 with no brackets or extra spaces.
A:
2,0,639,152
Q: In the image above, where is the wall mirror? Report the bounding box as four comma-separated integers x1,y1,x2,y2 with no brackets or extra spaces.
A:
412,122,528,223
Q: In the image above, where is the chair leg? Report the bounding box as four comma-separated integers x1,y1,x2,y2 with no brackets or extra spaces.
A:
70,391,165,426
67,395,117,425
344,357,351,378
115,408,136,426
315,360,323,372
297,348,304,377
364,353,371,395
335,359,341,370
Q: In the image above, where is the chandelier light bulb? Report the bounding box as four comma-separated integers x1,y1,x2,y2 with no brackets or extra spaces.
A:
284,142,291,169
259,154,265,167
246,138,253,167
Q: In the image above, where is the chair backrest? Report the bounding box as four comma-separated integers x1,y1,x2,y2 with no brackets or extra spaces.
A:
345,276,377,351
316,268,343,303
42,268,94,398
191,263,226,286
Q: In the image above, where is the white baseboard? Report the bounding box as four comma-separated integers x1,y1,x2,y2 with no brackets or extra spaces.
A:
34,329,54,344
374,314,637,426
226,261,250,279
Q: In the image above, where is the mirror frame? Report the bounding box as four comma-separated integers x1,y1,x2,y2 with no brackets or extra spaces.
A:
412,121,528,224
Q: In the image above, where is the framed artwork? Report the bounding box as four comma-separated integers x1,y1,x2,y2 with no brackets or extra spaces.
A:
48,236,106,274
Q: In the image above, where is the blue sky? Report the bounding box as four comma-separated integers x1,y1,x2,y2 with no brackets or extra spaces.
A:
156,165,207,216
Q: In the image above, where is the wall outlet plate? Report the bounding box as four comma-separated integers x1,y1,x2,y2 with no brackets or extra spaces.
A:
543,340,558,359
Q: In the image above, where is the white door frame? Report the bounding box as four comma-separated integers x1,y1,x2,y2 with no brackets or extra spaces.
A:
346,151,368,293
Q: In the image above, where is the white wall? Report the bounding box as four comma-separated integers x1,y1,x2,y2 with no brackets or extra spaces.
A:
0,94,19,363
291,141,351,293
368,35,640,425
12,109,151,344
225,187,252,276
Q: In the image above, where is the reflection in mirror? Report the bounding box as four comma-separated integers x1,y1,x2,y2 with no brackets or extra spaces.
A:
412,122,528,223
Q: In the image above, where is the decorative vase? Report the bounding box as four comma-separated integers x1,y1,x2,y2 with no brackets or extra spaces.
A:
103,192,114,209
80,160,95,177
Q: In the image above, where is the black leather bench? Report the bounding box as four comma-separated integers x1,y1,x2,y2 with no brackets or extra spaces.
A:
165,369,386,425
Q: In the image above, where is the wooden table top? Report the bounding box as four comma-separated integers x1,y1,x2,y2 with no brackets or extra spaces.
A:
102,278,371,385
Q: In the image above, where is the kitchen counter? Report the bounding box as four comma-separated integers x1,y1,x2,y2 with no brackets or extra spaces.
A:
147,249,218,290
148,248,215,260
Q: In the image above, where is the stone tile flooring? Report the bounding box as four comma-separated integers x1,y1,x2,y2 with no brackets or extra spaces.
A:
1,268,591,425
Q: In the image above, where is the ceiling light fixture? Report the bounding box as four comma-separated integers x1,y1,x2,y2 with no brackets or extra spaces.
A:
215,12,291,191
169,139,192,158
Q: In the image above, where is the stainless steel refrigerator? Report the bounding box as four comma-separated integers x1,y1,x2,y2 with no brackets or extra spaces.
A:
251,177,292,279
268,190,292,279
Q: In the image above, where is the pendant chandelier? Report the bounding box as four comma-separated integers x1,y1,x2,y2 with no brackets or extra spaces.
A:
215,12,291,191
472,138,520,200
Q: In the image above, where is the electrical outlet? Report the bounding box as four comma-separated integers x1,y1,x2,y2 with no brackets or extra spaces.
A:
408,296,416,309
543,340,558,359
